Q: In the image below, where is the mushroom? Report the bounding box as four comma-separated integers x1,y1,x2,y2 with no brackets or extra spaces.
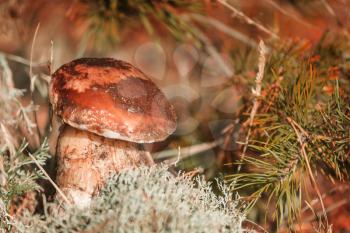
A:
49,58,176,208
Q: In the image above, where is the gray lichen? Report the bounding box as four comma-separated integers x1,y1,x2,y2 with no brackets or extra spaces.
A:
18,165,245,233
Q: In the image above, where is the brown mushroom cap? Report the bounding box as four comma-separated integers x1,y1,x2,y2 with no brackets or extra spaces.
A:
50,58,176,143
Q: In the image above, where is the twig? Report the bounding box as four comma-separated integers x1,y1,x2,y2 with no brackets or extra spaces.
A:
321,0,335,16
184,167,204,178
266,0,313,28
185,13,258,48
320,0,341,26
217,119,240,169
287,117,329,228
236,40,267,176
217,0,279,39
153,138,223,160
301,184,350,213
27,152,71,205
304,198,349,223
186,25,234,77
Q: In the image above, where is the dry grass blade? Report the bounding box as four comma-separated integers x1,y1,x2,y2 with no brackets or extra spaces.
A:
236,40,267,177
28,22,42,148
29,23,41,93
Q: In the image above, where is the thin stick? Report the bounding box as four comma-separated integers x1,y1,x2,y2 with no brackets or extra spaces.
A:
321,0,342,27
320,0,336,19
266,0,313,28
184,167,204,178
217,0,279,39
27,152,71,205
154,138,223,160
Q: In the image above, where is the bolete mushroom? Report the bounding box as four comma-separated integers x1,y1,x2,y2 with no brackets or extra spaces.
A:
49,58,176,208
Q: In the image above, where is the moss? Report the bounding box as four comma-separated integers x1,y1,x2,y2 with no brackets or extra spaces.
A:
17,166,245,233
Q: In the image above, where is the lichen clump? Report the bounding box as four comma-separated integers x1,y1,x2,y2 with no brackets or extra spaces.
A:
19,166,245,233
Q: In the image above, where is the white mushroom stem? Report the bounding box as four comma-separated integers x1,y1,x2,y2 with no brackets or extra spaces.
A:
56,125,154,208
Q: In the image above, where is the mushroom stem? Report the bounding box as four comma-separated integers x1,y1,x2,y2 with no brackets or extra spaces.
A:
48,113,62,156
56,125,154,208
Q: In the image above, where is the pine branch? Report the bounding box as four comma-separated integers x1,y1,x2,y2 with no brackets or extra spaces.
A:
1,139,50,231
72,0,202,51
227,37,350,230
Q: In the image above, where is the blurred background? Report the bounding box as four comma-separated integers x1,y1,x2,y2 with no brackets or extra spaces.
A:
1,0,350,232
